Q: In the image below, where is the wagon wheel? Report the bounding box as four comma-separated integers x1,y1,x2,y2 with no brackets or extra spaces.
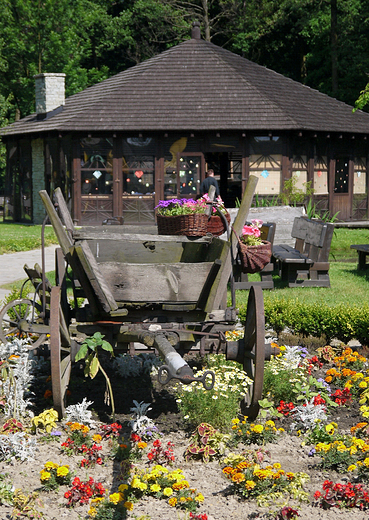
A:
240,285,265,421
0,299,48,349
50,286,71,420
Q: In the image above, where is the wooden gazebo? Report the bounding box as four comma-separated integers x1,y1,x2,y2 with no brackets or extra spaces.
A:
2,22,369,224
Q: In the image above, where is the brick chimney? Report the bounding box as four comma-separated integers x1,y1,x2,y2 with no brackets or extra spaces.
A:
34,73,65,116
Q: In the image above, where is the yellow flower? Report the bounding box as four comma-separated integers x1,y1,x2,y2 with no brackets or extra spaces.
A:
118,484,129,492
231,472,245,483
109,493,121,505
325,424,335,434
252,424,263,434
163,487,173,497
137,441,147,449
124,501,134,511
195,493,204,502
88,507,97,517
364,458,369,467
273,463,281,469
44,461,58,470
40,470,51,481
232,418,240,424
57,466,69,477
245,480,256,490
265,420,275,427
360,381,368,389
131,477,142,489
168,497,177,507
93,434,102,443
348,464,357,472
150,484,161,493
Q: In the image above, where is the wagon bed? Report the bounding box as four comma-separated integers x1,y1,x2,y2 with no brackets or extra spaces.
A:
0,176,273,422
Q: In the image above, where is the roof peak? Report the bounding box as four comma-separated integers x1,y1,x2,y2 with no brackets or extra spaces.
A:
191,21,201,40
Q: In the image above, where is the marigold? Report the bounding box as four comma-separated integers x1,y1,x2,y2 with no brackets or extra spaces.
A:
57,466,69,477
109,493,122,504
231,472,245,483
195,493,204,502
163,487,173,496
168,497,177,507
124,501,134,511
40,470,51,481
245,480,256,490
150,484,161,493
44,461,58,470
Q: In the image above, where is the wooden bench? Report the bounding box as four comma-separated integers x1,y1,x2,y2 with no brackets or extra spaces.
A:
233,222,276,289
272,217,334,287
350,244,369,270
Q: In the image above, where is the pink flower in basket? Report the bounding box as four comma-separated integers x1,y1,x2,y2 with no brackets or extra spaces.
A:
199,194,227,214
241,220,263,246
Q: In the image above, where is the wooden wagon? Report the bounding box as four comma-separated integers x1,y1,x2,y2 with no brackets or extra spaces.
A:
0,175,274,421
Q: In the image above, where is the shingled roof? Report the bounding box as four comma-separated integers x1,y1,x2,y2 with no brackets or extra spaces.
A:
3,32,369,137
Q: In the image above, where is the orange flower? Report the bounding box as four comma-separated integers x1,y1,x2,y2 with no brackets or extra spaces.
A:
44,389,52,399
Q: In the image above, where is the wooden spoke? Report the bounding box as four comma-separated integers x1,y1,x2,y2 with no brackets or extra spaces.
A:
0,299,48,349
50,286,71,420
240,285,265,421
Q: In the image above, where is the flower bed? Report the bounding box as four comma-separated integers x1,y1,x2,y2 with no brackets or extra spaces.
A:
0,337,369,520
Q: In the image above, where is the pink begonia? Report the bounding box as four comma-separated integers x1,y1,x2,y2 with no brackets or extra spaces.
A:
242,225,261,238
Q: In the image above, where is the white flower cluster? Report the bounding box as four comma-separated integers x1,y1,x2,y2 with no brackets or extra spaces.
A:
65,398,96,427
0,432,38,462
178,361,252,400
0,338,36,419
290,398,327,431
129,400,156,433
113,353,162,378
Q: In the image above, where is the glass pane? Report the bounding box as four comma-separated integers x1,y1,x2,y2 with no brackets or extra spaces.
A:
334,157,349,194
80,137,113,195
179,156,201,196
354,157,366,195
164,155,201,198
123,156,154,195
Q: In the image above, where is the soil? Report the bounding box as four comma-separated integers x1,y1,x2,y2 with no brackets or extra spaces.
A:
0,346,367,520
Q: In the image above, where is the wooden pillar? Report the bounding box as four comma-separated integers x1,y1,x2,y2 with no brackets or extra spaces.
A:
241,136,249,196
113,136,122,218
72,139,81,224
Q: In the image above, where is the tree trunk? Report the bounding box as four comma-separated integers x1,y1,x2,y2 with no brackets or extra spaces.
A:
331,0,338,97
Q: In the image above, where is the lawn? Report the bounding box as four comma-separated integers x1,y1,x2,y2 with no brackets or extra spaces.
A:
0,223,58,254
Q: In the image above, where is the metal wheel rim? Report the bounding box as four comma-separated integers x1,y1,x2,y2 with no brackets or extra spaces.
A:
241,285,265,421
0,299,47,349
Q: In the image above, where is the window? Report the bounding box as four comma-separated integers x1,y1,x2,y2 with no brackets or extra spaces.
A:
334,157,349,193
80,137,113,195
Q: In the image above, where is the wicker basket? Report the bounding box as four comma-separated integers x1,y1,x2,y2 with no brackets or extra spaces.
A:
157,213,208,236
207,212,231,236
237,240,272,274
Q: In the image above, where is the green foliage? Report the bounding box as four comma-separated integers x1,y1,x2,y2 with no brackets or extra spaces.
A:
279,177,314,206
175,354,251,431
0,473,14,506
75,332,115,419
263,365,298,404
305,199,339,223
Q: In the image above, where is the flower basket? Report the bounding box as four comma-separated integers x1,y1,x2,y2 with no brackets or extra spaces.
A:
237,240,272,274
157,213,208,236
207,212,231,236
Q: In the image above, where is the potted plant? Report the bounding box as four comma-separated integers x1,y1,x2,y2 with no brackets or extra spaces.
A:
198,194,231,236
155,198,208,236
237,220,272,273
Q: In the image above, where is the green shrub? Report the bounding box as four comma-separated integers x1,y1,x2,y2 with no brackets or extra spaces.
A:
238,299,369,345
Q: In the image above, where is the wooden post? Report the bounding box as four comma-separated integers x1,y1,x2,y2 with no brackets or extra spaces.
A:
204,175,259,312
